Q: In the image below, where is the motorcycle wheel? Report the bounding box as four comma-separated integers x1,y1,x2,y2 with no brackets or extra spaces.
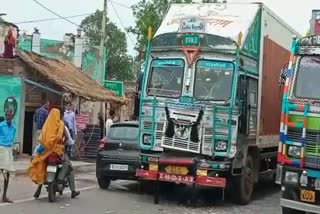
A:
48,182,56,202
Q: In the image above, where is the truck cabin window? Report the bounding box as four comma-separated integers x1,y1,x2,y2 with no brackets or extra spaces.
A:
295,56,320,99
194,60,234,101
147,59,184,98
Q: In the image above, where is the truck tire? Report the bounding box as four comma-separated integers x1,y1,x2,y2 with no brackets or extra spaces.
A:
98,177,111,189
48,182,56,202
232,155,254,205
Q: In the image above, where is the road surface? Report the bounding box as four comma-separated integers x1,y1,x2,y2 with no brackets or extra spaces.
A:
0,172,281,214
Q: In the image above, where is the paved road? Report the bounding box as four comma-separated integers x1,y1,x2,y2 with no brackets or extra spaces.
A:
0,172,281,214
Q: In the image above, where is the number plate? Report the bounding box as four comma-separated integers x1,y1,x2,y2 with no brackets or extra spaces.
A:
110,164,128,171
165,166,189,175
47,165,57,173
159,172,194,183
300,189,316,203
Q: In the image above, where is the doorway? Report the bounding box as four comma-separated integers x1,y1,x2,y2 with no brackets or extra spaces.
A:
23,111,34,155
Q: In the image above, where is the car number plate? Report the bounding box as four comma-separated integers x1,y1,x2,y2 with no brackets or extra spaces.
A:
110,164,128,171
300,189,316,203
47,165,57,173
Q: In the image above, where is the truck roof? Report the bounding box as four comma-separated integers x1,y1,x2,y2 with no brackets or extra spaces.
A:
155,3,261,47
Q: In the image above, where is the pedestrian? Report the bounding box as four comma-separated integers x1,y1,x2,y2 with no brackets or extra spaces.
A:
0,109,16,203
63,102,76,140
98,112,105,139
105,110,115,136
3,28,16,59
33,100,50,153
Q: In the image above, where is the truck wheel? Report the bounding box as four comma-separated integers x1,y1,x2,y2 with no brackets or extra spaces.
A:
48,182,56,202
98,177,111,189
232,155,254,205
282,207,305,214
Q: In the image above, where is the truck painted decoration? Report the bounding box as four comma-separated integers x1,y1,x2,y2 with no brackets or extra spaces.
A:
137,3,300,205
276,10,320,213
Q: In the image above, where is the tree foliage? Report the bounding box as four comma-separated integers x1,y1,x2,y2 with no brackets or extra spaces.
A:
81,10,135,81
129,0,192,53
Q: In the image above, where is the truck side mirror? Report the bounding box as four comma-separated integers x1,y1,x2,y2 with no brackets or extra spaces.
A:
279,65,288,86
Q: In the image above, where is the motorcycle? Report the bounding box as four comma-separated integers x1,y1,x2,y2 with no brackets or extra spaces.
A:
34,153,72,202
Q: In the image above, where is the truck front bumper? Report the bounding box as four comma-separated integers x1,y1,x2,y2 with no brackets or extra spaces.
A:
136,169,227,188
281,198,320,214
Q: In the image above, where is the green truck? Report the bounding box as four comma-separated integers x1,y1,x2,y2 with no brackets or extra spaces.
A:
136,2,300,204
276,10,320,214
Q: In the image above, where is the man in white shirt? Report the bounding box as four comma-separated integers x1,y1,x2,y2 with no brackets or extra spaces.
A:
105,110,115,136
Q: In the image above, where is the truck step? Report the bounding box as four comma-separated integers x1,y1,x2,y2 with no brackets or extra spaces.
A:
215,121,229,126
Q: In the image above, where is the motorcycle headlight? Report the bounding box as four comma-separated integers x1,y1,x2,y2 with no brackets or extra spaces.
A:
288,146,301,158
215,141,227,151
143,134,151,145
285,171,299,183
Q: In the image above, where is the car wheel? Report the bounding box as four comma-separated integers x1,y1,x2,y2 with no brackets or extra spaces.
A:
98,177,111,189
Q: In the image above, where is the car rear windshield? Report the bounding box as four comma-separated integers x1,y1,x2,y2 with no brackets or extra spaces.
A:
108,125,138,141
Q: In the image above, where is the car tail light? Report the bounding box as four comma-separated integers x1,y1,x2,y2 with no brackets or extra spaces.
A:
99,139,107,150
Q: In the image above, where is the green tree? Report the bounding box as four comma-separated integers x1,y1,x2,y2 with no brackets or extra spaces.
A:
81,10,135,81
129,0,192,54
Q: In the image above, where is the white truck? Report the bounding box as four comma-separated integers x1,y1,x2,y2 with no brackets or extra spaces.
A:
135,2,301,204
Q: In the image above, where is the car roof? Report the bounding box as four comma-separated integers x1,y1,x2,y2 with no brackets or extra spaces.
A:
110,121,139,127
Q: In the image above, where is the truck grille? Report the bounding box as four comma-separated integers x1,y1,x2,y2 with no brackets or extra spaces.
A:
286,128,320,143
142,121,164,146
163,136,200,153
287,127,320,169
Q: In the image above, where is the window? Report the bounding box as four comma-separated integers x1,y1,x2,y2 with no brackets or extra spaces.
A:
147,59,184,98
295,56,320,99
194,60,235,101
108,125,138,141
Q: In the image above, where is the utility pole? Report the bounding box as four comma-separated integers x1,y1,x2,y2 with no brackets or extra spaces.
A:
98,0,107,134
98,0,107,83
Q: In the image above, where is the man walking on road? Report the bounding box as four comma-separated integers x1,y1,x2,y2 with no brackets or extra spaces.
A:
0,109,16,203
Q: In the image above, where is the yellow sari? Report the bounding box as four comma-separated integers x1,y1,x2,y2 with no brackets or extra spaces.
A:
29,108,65,184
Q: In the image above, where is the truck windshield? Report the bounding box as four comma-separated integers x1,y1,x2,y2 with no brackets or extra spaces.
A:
295,56,320,99
194,60,234,101
147,59,184,98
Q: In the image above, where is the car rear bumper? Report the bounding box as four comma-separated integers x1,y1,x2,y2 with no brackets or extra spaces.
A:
96,154,139,180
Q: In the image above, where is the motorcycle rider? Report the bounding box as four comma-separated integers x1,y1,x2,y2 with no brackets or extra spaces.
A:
30,108,80,199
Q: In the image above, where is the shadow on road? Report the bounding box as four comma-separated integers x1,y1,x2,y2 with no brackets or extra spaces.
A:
106,176,280,208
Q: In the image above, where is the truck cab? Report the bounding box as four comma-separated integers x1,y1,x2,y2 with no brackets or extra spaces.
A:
277,10,320,214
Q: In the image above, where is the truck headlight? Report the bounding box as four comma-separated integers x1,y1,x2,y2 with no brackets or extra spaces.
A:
215,141,227,151
143,134,151,145
285,171,298,183
288,146,301,158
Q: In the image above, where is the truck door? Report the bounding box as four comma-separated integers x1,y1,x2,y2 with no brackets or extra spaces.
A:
238,76,258,137
247,78,258,138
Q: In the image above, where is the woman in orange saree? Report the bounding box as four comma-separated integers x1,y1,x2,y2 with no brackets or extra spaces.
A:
29,108,64,185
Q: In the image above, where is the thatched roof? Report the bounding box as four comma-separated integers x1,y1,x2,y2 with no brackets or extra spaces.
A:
17,50,126,104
